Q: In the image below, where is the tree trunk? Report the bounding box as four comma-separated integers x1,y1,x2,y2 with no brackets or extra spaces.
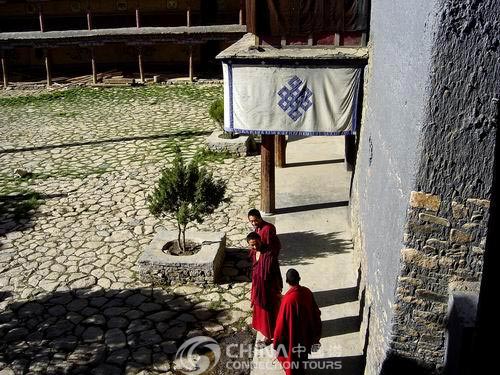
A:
182,225,187,252
177,222,182,252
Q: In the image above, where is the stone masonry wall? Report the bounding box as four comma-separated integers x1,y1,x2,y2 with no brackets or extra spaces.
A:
388,0,499,371
391,193,490,368
351,0,499,374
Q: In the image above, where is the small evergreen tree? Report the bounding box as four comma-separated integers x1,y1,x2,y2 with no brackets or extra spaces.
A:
209,98,235,139
148,146,227,252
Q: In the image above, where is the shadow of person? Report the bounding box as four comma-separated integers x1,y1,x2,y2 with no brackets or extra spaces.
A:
313,287,359,308
321,316,361,338
278,231,352,266
0,286,225,374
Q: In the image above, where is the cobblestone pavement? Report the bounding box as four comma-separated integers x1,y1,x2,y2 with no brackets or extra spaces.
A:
0,85,259,374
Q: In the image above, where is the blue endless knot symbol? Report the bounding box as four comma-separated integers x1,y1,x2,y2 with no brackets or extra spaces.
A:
277,76,313,121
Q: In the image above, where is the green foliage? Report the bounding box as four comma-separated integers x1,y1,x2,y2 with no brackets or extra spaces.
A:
208,98,224,126
192,148,232,165
0,85,223,107
147,146,227,251
208,98,237,139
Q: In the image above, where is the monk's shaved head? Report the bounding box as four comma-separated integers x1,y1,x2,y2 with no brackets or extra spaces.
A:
247,208,262,219
246,232,261,242
286,268,301,286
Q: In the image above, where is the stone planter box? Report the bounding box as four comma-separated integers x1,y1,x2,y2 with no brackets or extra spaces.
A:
205,130,253,156
138,230,226,286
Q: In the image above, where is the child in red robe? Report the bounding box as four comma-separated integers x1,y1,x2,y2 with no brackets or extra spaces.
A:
246,231,283,348
273,268,322,374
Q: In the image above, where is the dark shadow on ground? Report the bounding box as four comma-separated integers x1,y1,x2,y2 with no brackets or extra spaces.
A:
380,351,438,375
287,136,309,142
321,316,361,338
313,287,359,308
0,287,233,374
0,192,66,236
286,159,345,168
0,291,12,303
218,248,252,285
207,329,256,375
275,201,349,215
306,355,365,374
278,231,352,266
0,130,211,154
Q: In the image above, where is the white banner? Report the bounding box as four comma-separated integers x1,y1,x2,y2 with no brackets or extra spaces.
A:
223,63,361,135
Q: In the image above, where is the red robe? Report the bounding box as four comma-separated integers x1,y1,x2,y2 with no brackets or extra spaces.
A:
250,245,283,340
273,285,322,375
256,221,281,257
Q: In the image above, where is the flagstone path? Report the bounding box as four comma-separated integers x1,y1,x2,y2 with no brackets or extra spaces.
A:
251,136,365,375
0,85,259,374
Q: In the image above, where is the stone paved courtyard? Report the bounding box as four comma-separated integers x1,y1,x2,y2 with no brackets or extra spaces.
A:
0,85,259,374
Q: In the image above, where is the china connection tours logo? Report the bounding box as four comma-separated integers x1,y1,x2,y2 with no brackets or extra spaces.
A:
174,335,343,373
175,336,221,374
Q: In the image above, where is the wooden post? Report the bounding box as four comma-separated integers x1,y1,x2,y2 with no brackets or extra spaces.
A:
38,4,44,32
86,8,92,30
138,47,144,83
361,32,367,46
1,51,8,89
345,134,356,171
334,33,340,46
186,6,191,27
275,135,286,168
239,0,244,25
44,49,52,87
90,47,97,84
308,34,314,46
188,45,193,82
135,8,141,28
261,135,275,214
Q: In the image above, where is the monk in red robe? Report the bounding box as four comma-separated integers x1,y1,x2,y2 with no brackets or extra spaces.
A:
248,208,281,257
246,231,283,348
273,269,322,375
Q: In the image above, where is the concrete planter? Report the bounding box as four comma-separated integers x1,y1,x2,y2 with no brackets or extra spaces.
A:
138,230,226,286
205,130,253,156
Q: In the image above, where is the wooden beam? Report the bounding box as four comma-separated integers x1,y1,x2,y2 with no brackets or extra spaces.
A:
44,49,52,87
261,134,275,214
1,51,7,89
275,135,286,168
137,47,144,83
188,45,193,82
90,47,97,84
